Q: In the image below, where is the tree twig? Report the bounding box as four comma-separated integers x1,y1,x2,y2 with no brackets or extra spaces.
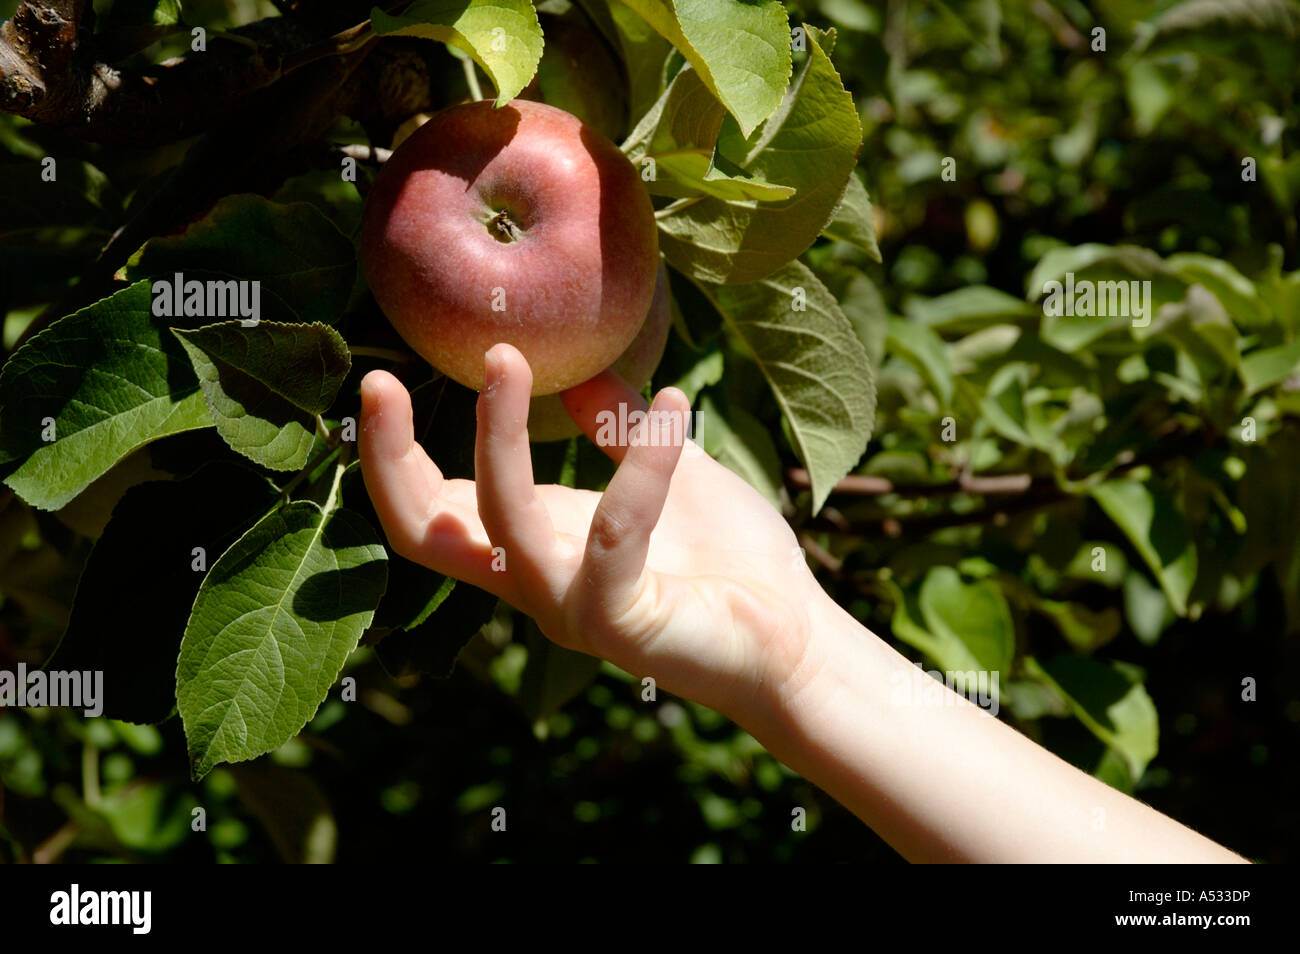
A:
462,56,483,101
793,430,1211,539
786,468,1036,498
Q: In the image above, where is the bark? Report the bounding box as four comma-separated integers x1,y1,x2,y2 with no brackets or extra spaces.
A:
0,1,351,145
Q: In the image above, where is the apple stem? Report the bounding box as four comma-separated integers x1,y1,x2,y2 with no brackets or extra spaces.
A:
463,58,484,102
489,210,523,242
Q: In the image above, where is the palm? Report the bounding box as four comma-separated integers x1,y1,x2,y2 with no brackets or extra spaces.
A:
359,346,815,709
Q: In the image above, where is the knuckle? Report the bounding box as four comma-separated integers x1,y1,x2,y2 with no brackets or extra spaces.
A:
587,508,631,553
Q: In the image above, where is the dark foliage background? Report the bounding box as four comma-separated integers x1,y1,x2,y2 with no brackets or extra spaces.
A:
1,0,1297,863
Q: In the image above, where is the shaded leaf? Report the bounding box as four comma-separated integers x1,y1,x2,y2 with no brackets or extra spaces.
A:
0,158,119,245
47,462,277,724
1141,0,1300,49
519,620,601,725
821,172,880,262
1026,655,1159,783
172,321,350,471
906,285,1035,333
623,67,795,200
886,317,953,406
124,194,357,326
657,26,861,284
695,392,782,506
1240,340,1300,395
230,761,337,864
0,282,212,510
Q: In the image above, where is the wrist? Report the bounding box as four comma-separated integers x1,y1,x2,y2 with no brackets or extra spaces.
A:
720,587,879,757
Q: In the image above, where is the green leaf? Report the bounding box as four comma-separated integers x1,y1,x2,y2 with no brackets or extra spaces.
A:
1140,0,1300,49
1146,285,1239,376
607,0,675,118
103,0,183,25
1240,340,1300,395
930,0,1002,58
821,172,880,262
623,67,795,200
622,66,724,189
519,620,602,725
371,0,544,106
696,156,796,201
663,339,724,402
886,317,953,406
1026,244,1187,352
1125,60,1176,135
375,580,500,678
1035,599,1122,654
1026,655,1159,783
657,25,862,284
46,463,277,725
701,261,875,512
817,264,886,371
123,194,357,326
1261,154,1300,223
949,325,1021,373
612,0,792,137
978,364,1034,446
172,321,351,471
0,282,212,511
1091,480,1198,616
229,762,337,864
917,567,1015,676
98,0,185,58
695,393,782,506
906,285,1036,333
1165,253,1270,328
1124,569,1174,645
176,502,388,779
96,782,198,854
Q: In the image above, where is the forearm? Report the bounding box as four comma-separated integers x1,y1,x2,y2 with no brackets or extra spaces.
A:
735,594,1247,863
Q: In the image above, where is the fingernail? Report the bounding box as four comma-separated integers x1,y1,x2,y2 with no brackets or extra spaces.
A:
360,374,378,408
484,347,503,385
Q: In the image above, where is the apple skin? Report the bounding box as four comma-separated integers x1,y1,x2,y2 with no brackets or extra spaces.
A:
528,262,671,441
360,99,659,395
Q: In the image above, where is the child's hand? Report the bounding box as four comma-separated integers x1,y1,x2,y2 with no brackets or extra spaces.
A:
359,343,824,717
361,343,1249,864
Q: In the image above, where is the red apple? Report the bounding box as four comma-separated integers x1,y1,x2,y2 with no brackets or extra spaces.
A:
528,262,672,441
360,99,659,395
